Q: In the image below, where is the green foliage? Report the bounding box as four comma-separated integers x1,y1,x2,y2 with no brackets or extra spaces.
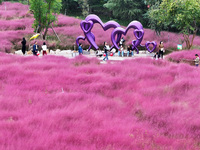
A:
61,0,149,26
73,0,89,17
61,0,109,16
61,0,81,15
145,2,165,34
147,0,200,49
30,0,62,39
0,0,2,4
104,0,146,22
143,0,161,5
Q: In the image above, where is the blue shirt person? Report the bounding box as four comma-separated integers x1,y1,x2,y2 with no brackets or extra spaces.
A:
78,43,83,55
32,41,39,56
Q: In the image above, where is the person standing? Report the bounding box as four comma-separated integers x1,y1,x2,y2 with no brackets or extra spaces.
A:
119,37,125,47
32,41,39,56
21,37,26,55
78,43,83,55
194,54,199,67
121,45,124,57
118,46,121,57
42,42,47,56
158,41,164,59
103,42,109,61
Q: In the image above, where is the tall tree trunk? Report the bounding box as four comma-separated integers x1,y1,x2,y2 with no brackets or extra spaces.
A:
43,26,49,40
43,1,52,40
183,34,192,49
183,30,197,49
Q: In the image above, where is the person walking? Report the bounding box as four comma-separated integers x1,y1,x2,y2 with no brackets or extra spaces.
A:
42,42,47,56
32,41,39,56
194,54,199,67
103,42,109,61
21,37,26,55
158,41,164,59
78,43,83,55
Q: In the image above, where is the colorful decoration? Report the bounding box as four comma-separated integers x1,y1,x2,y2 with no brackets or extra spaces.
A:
77,14,157,53
145,41,157,53
30,33,40,40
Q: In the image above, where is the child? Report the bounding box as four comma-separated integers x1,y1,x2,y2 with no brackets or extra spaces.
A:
78,43,83,55
96,48,103,57
118,45,124,57
154,52,159,59
158,41,164,59
42,42,47,55
103,42,110,61
194,54,199,67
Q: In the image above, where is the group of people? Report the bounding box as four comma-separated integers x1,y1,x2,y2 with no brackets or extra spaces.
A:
21,37,200,67
32,41,48,56
78,37,134,61
21,37,48,56
117,37,134,57
103,37,134,61
118,45,134,57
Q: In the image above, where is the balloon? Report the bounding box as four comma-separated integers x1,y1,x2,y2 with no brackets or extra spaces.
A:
103,53,106,57
30,33,40,40
110,53,113,56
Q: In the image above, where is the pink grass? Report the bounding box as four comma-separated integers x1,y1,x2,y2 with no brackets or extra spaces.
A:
166,49,200,65
0,53,200,149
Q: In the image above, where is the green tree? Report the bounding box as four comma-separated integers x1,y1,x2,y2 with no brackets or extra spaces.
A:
74,0,89,17
61,0,81,15
88,0,108,14
143,0,161,6
145,2,164,34
104,0,146,23
30,0,62,40
147,0,200,49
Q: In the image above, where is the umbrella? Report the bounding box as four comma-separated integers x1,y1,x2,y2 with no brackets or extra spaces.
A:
30,33,40,40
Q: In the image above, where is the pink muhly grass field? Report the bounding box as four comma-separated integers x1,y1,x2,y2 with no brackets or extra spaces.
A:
166,49,200,65
0,53,200,149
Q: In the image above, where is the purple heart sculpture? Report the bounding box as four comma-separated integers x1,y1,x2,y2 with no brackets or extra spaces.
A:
111,21,144,50
134,29,144,40
145,41,157,53
76,35,93,50
80,20,93,34
76,36,85,46
79,14,122,50
132,40,139,54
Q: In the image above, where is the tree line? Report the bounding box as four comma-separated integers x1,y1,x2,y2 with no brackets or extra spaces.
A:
63,0,200,49
61,0,156,27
